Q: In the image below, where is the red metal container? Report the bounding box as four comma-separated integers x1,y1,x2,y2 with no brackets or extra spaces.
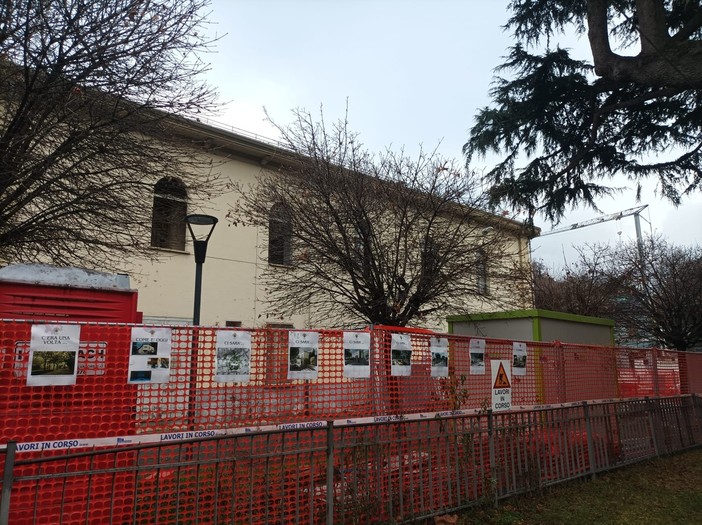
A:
0,264,142,323
0,264,142,524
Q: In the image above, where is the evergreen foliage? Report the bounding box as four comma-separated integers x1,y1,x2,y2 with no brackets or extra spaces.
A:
465,0,702,222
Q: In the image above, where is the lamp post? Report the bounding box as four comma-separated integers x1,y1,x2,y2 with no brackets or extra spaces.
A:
185,214,217,433
185,214,218,325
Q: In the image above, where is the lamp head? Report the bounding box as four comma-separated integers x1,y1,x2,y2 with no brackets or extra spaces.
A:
186,214,218,227
186,214,218,242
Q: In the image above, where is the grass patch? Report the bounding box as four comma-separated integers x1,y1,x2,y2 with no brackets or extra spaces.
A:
458,448,702,525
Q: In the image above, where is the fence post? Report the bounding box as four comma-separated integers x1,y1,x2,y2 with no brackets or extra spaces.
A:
651,349,660,397
326,421,335,525
679,395,694,448
582,402,597,479
555,342,566,403
0,442,17,525
645,397,660,457
692,395,702,443
693,395,702,445
487,410,498,507
187,327,200,431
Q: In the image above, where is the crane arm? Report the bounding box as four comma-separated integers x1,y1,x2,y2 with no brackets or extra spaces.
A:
539,205,648,237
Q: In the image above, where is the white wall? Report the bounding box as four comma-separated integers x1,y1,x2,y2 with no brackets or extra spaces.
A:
129,125,534,331
130,150,312,328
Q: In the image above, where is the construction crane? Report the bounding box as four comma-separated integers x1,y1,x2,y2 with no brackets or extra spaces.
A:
539,205,648,260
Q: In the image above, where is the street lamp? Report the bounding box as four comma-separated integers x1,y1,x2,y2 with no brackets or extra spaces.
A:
185,214,218,325
185,214,217,433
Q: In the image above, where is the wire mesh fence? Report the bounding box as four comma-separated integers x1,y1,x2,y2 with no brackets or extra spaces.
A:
2,396,701,524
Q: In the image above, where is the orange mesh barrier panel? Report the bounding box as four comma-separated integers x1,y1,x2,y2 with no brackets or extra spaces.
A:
1,322,136,441
3,320,702,447
2,320,702,524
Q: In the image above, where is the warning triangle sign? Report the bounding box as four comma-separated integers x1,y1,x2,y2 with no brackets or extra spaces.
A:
493,363,511,389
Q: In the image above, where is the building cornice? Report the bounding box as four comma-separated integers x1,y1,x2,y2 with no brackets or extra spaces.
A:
167,114,541,239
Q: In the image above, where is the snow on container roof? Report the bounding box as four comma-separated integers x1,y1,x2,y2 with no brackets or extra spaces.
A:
0,264,132,290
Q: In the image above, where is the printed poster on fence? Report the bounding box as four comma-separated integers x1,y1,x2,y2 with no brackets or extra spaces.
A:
27,324,81,386
215,330,251,383
512,341,527,376
469,338,486,375
430,336,449,377
391,333,412,376
343,331,371,378
128,327,172,384
288,331,319,380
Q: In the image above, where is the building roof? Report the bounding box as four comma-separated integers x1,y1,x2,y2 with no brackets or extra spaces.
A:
167,114,541,239
0,263,133,290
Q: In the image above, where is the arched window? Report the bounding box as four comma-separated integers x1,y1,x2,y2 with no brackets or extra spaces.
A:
476,251,489,295
268,203,292,266
419,236,439,284
151,177,187,250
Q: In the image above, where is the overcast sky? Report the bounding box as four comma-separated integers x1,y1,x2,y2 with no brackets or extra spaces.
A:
203,0,702,271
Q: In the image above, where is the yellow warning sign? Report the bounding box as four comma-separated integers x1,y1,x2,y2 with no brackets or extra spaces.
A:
493,362,511,389
491,360,512,411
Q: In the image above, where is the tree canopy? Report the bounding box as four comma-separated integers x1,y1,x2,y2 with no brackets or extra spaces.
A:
534,238,702,351
465,0,702,223
616,237,702,351
532,247,621,318
230,109,532,328
0,0,221,271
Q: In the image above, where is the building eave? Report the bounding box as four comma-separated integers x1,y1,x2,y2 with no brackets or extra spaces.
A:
167,114,540,238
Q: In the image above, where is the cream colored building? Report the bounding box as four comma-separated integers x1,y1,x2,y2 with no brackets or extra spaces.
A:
130,118,535,330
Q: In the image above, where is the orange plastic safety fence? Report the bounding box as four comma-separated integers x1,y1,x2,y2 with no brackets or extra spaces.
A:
3,320,702,449
2,316,702,525
4,397,701,525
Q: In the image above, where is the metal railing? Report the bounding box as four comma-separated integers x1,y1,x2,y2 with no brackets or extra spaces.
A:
2,395,701,525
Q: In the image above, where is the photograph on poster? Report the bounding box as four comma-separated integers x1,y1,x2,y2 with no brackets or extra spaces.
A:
344,347,370,366
432,351,448,368
30,350,76,377
343,331,371,379
392,349,412,366
148,358,170,369
289,346,317,372
469,338,486,375
132,342,158,355
217,347,250,375
512,342,528,376
130,370,152,382
27,324,81,386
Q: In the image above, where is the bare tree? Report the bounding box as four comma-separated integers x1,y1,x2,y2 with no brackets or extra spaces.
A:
534,238,702,351
0,0,222,271
230,109,533,328
533,245,621,318
614,238,702,352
